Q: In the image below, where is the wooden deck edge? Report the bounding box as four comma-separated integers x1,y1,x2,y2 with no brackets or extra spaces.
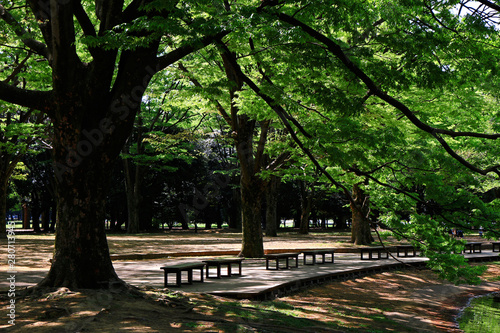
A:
208,255,500,300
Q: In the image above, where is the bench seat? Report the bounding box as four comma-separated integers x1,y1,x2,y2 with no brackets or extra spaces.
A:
396,245,416,257
264,253,300,270
160,263,205,287
360,247,389,260
203,258,244,278
301,249,335,265
464,242,483,254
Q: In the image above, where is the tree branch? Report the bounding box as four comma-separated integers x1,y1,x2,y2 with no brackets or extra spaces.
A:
475,0,500,13
273,12,500,176
0,4,48,57
3,52,32,84
50,0,82,90
156,31,230,72
74,1,96,37
0,81,54,116
177,62,233,125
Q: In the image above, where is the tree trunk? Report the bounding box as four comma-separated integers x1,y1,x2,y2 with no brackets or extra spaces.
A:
299,181,313,235
299,199,312,234
39,155,121,289
38,47,156,287
265,176,279,237
350,183,374,245
22,202,30,229
124,158,142,234
239,176,264,257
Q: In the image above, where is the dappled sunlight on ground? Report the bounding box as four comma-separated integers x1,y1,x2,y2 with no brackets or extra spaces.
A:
1,231,498,332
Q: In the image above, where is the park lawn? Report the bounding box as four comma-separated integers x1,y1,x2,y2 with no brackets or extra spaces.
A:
4,229,402,268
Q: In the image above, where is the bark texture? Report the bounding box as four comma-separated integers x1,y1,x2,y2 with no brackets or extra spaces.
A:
350,183,374,245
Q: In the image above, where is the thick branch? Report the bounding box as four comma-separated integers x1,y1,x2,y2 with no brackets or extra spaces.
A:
156,31,230,72
0,4,48,57
50,0,82,89
74,1,96,37
476,0,500,13
96,0,125,33
0,81,53,115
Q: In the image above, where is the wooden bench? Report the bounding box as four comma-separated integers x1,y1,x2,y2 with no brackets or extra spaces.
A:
492,242,500,252
302,249,335,265
160,263,205,287
264,253,300,270
464,242,483,254
396,245,416,257
203,258,244,278
360,247,389,260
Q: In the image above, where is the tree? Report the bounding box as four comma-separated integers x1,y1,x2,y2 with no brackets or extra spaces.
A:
176,45,291,256
247,0,500,282
122,74,200,233
1,0,499,287
0,1,226,288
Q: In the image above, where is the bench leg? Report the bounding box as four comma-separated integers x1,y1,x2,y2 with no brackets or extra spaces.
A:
164,271,169,288
176,271,182,287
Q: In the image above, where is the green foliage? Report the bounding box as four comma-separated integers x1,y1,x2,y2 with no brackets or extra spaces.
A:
458,294,500,333
1,0,500,282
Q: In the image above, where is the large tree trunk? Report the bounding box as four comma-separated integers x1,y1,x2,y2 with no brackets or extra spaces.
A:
39,154,120,289
350,183,374,245
38,47,156,287
236,117,265,258
239,175,264,257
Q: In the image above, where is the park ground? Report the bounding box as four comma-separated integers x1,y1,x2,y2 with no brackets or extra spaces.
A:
1,230,499,332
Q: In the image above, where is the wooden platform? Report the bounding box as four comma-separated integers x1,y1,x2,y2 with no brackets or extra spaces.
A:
112,252,500,300
1,251,498,300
